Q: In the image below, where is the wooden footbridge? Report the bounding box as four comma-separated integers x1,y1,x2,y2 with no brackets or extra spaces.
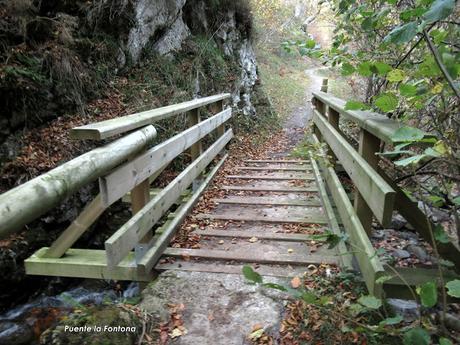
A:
0,87,458,299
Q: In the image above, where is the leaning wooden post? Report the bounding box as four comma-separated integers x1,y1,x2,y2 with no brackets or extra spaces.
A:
354,129,381,235
188,107,204,190
131,169,152,261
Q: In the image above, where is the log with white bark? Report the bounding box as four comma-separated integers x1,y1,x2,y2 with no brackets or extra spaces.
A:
0,126,157,238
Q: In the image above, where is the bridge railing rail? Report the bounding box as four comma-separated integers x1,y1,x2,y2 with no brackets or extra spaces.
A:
0,93,232,281
311,88,460,297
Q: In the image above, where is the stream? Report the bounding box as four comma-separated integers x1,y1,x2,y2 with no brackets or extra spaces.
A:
0,282,140,345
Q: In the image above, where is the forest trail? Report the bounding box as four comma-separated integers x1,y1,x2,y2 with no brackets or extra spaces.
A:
139,67,337,344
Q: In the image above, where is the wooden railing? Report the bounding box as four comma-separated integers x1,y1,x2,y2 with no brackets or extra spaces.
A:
0,93,232,281
311,88,460,297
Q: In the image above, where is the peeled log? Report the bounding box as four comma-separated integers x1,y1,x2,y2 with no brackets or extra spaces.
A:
0,125,157,238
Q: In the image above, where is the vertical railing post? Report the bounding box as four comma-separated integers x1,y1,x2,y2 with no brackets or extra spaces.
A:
214,100,225,137
131,177,151,259
327,108,339,167
188,107,203,190
354,129,381,235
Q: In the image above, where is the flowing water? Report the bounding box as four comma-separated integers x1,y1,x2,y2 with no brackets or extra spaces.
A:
0,282,140,345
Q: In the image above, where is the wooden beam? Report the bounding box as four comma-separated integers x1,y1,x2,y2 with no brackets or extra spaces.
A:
313,110,395,227
162,247,338,265
313,91,402,144
236,166,312,172
312,134,385,296
194,213,329,224
137,154,228,274
213,196,322,207
194,229,313,241
222,186,318,193
70,93,230,140
44,195,106,258
225,175,315,181
0,126,157,239
99,108,231,206
188,108,203,161
310,155,353,269
354,129,381,235
25,247,152,281
244,160,310,164
105,130,233,267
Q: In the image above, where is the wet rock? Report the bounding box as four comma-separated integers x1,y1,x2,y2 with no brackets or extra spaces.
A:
140,270,287,345
371,230,386,240
406,245,429,261
390,214,407,230
387,298,419,322
398,231,419,244
392,249,411,259
40,305,140,345
0,322,34,345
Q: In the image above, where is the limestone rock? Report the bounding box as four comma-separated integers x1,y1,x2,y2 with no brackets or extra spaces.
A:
139,270,287,345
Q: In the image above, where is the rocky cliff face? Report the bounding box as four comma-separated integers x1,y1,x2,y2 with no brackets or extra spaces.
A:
0,0,265,167
125,0,260,116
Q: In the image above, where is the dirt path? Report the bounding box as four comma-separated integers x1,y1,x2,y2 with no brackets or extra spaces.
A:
139,67,335,344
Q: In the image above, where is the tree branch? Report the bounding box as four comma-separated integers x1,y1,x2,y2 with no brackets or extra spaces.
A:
423,28,460,99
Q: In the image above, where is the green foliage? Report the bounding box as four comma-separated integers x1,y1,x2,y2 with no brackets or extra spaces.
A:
391,126,426,142
384,22,418,44
445,279,460,298
357,295,382,309
344,100,367,110
403,327,431,345
374,93,398,112
310,230,348,249
242,265,263,283
422,0,456,24
418,281,438,307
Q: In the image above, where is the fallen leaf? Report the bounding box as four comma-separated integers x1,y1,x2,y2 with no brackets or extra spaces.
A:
248,328,264,341
288,248,294,253
291,276,301,289
218,240,225,245
170,327,187,338
249,237,258,243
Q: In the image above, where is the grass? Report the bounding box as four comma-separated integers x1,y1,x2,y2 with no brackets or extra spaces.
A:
256,45,312,121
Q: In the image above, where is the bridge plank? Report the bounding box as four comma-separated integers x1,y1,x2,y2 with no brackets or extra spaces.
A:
194,229,312,241
100,108,231,206
195,213,328,224
105,130,233,267
70,93,231,140
222,185,318,193
226,175,315,181
244,160,309,164
213,196,322,207
162,247,337,265
313,110,395,227
236,166,312,171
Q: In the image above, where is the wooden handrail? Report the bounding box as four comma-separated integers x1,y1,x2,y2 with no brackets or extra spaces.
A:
0,126,157,238
312,91,402,144
70,93,231,140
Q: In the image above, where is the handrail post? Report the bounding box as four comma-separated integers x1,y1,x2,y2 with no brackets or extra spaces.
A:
188,107,204,190
327,108,339,167
131,171,152,261
354,129,381,235
214,100,225,137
